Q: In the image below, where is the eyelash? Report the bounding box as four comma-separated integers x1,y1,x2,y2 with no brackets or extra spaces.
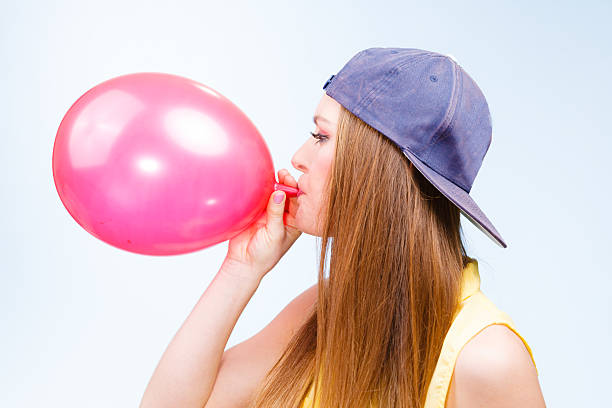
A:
310,131,328,144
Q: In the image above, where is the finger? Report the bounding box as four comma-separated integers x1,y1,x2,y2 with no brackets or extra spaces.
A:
283,212,301,232
279,169,297,188
286,174,297,187
285,195,298,216
266,190,286,240
278,168,288,184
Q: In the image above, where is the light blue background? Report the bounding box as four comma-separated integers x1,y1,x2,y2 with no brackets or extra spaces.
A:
1,0,610,406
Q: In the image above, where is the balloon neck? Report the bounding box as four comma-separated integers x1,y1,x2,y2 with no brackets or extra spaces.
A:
274,182,299,197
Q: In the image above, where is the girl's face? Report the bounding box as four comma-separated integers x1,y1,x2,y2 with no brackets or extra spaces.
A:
291,93,341,236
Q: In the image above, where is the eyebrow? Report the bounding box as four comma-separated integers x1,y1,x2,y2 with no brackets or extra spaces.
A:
313,115,331,125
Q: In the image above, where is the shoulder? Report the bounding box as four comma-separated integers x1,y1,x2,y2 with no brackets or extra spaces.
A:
272,282,318,342
448,324,545,408
262,283,319,350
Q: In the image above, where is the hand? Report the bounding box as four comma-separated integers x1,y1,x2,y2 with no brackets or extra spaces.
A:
222,169,302,281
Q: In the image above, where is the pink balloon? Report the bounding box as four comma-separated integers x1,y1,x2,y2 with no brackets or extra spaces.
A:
52,72,298,256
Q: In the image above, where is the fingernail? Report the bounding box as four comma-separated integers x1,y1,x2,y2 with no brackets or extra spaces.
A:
274,192,284,203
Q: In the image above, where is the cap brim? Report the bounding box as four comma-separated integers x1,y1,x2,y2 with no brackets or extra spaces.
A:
401,148,507,248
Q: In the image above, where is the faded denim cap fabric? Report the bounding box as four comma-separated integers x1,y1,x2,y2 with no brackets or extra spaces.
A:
322,47,507,248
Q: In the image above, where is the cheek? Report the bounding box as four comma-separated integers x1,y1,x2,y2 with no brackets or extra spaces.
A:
295,196,325,234
313,151,334,190
296,195,313,215
296,194,319,220
296,145,334,224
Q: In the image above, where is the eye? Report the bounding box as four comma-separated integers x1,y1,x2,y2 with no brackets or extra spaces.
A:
310,131,328,144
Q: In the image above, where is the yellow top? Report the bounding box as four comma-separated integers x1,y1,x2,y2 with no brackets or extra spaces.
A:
299,260,539,408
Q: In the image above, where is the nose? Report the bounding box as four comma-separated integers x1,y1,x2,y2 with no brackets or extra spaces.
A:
291,158,305,173
291,149,307,174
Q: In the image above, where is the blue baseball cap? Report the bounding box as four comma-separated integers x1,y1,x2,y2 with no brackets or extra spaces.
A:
323,47,507,248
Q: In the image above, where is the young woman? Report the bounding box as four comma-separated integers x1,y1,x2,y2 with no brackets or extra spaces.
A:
140,48,546,408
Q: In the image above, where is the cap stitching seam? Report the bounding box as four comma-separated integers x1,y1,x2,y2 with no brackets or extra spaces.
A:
425,58,462,157
422,63,470,190
354,68,396,115
356,55,430,115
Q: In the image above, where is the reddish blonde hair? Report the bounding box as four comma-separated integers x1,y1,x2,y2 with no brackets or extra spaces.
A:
249,106,472,408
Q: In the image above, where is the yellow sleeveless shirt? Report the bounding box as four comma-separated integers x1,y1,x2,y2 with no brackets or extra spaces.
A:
299,260,539,408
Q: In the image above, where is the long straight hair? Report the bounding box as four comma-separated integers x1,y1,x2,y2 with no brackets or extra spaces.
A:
248,105,473,408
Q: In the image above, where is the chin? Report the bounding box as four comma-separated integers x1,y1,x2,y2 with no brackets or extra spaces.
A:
294,219,318,237
293,208,327,237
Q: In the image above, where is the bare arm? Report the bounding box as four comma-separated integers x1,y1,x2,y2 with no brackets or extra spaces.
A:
139,260,262,408
204,281,318,407
139,169,302,407
140,260,317,408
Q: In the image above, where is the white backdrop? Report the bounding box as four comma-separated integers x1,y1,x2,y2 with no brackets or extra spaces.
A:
1,0,610,406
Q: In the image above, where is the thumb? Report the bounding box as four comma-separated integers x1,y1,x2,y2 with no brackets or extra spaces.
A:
266,191,286,239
